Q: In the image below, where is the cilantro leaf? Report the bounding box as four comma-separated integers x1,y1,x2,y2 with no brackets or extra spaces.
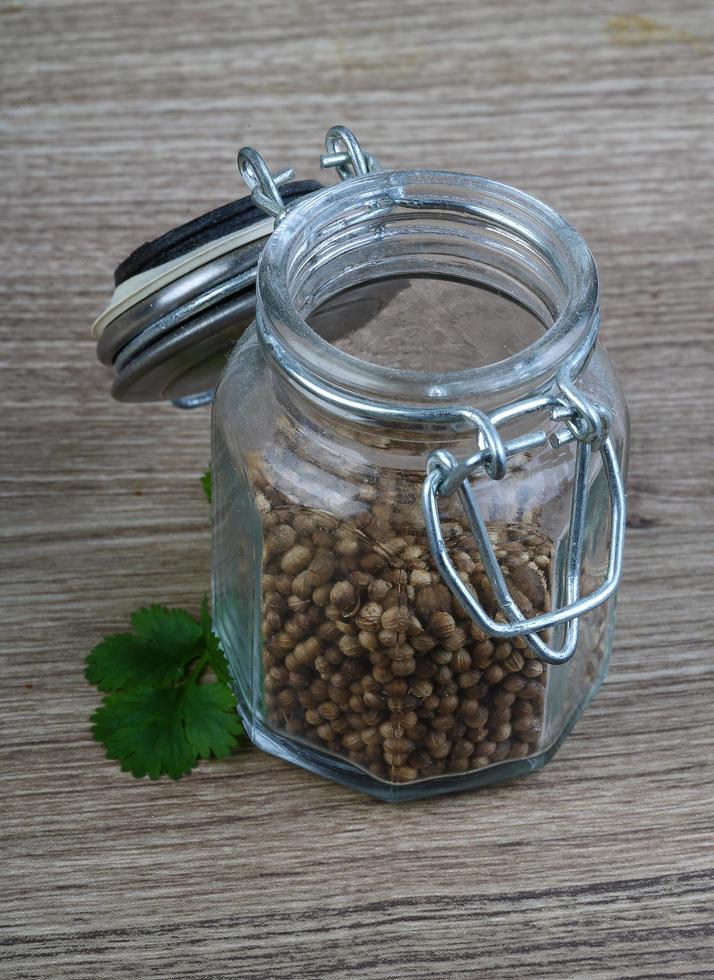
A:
183,683,243,759
87,598,244,780
201,467,212,503
85,605,203,692
91,682,243,780
92,686,198,780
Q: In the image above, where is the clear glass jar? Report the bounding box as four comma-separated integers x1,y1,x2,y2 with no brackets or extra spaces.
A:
212,169,629,801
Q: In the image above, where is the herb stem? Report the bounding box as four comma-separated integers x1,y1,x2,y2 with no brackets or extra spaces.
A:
186,652,210,688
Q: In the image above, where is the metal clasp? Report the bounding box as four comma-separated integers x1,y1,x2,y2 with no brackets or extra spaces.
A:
320,125,381,180
422,371,626,664
238,126,378,223
237,146,296,223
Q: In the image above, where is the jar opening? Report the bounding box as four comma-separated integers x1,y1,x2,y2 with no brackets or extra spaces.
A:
308,275,548,374
257,170,598,413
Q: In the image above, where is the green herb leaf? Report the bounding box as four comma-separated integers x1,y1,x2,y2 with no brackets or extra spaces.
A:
183,682,243,759
85,606,203,692
87,599,244,780
91,683,242,780
201,467,212,504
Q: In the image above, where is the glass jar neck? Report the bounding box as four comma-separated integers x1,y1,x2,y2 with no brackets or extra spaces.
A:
256,169,599,425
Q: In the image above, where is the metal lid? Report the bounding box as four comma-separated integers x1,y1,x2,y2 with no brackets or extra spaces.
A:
93,180,322,404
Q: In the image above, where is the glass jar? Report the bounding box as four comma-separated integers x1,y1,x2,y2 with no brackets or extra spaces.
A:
211,161,628,801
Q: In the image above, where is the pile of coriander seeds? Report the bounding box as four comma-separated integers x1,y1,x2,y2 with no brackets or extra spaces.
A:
253,446,553,784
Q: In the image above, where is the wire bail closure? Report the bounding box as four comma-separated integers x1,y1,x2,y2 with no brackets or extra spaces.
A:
422,372,626,664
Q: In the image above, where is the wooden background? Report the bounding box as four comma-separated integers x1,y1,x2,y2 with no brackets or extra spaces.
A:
2,1,713,976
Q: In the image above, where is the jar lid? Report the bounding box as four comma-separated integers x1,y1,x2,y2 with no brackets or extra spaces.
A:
93,180,322,404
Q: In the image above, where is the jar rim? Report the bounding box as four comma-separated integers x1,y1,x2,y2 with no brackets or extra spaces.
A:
257,169,599,414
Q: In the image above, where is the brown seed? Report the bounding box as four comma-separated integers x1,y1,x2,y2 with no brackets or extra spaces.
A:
393,766,419,782
287,593,309,614
275,688,297,711
391,657,416,677
382,536,407,556
378,628,398,648
384,568,409,587
405,615,424,638
484,663,505,685
291,570,314,600
308,555,336,586
305,707,321,727
335,534,360,557
520,680,546,703
409,749,433,770
316,722,334,742
318,701,341,721
415,586,440,618
362,727,380,747
349,569,371,591
330,580,358,613
280,545,312,575
512,699,534,718
491,723,512,742
378,719,402,739
355,602,383,632
292,513,318,535
450,648,471,673
358,629,381,651
425,731,451,758
265,524,297,557
310,583,331,607
263,611,282,635
451,737,475,759
338,635,362,658
342,730,365,752
409,679,434,700
411,633,438,653
509,562,546,607
428,611,456,640
367,579,391,601
503,651,525,673
421,693,440,714
404,722,427,742
491,704,511,728
503,673,527,692
274,573,294,595
457,670,481,690
384,736,414,755
410,568,432,589
265,591,287,613
381,605,411,632
284,614,310,639
373,664,394,684
431,714,456,732
316,620,339,642
493,642,513,663
493,690,516,708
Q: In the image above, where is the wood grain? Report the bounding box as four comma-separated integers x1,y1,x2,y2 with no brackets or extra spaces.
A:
1,1,713,977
